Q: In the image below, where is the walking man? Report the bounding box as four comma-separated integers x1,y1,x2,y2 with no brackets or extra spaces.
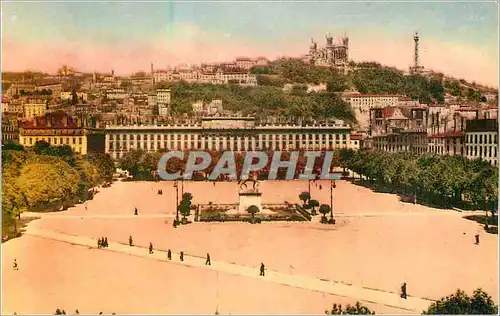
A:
13,259,18,270
180,251,184,262
104,237,108,248
400,282,407,299
149,242,154,254
206,253,211,265
167,249,172,260
97,238,102,248
129,235,133,246
260,263,265,276
134,207,138,216
475,234,480,245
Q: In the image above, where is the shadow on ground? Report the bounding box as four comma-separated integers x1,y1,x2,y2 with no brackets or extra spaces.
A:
463,215,498,234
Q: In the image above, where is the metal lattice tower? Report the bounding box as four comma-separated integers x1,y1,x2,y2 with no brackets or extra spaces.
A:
413,32,420,69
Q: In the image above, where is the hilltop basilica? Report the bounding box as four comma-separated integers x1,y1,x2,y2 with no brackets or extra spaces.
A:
307,33,349,69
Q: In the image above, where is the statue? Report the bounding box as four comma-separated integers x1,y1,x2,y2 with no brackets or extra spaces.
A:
238,172,259,192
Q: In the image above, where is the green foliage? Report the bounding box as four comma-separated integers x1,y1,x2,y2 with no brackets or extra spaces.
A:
423,288,498,315
308,199,320,214
118,149,160,180
158,78,354,123
2,145,114,238
17,156,81,208
247,205,260,218
326,302,375,315
299,192,311,206
89,154,115,183
351,67,444,104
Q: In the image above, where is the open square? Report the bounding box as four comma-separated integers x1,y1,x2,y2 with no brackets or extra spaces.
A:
2,180,497,314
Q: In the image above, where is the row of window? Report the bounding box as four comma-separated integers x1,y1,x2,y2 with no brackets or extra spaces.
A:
466,133,498,145
23,136,83,146
109,139,349,152
108,133,348,141
466,145,498,159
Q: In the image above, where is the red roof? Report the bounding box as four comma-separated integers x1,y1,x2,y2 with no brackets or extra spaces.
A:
236,57,252,61
429,131,464,138
350,133,363,140
20,111,79,129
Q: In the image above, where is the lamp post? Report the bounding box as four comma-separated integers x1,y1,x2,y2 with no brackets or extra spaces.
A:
174,181,179,221
330,179,336,223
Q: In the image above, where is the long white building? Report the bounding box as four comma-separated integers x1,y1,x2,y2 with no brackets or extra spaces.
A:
105,117,352,160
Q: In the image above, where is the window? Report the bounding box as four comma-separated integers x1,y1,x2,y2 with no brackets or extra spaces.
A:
79,137,82,145
66,138,69,144
73,138,76,144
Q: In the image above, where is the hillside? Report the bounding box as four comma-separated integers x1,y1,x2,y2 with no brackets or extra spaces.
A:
157,81,355,124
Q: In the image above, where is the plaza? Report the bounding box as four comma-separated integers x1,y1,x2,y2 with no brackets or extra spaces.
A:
2,180,498,314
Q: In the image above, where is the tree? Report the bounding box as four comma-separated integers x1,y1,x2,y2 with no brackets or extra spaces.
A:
309,199,320,215
90,154,115,184
423,288,498,315
179,200,191,222
319,204,331,224
247,205,260,220
17,156,80,209
299,191,311,207
326,302,375,315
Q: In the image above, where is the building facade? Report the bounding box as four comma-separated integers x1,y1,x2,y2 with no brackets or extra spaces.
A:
372,130,428,155
427,131,464,156
23,101,47,119
19,111,105,155
465,119,498,166
2,113,20,144
105,118,352,160
342,93,402,131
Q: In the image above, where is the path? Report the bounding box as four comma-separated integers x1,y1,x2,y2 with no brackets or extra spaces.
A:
25,227,434,313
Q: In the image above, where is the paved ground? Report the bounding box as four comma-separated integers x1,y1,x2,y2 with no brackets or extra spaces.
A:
2,180,498,314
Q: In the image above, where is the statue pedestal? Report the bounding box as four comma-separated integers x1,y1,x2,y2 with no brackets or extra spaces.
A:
238,190,262,214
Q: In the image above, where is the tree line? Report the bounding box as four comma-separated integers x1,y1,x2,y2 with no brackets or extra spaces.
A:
338,148,498,213
118,149,340,181
1,142,115,240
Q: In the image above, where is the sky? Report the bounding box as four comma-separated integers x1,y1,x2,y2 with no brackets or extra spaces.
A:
1,1,499,86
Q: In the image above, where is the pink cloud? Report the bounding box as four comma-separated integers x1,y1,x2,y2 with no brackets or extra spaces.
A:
2,23,497,87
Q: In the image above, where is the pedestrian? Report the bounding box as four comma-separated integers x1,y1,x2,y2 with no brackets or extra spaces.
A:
149,242,154,254
213,182,215,186
475,234,480,245
134,208,138,216
206,253,211,265
75,310,79,315
104,237,108,248
167,249,172,260
260,263,265,276
13,258,18,270
319,185,322,190
85,205,88,211
97,238,102,248
180,251,184,261
400,282,407,299
129,235,133,246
